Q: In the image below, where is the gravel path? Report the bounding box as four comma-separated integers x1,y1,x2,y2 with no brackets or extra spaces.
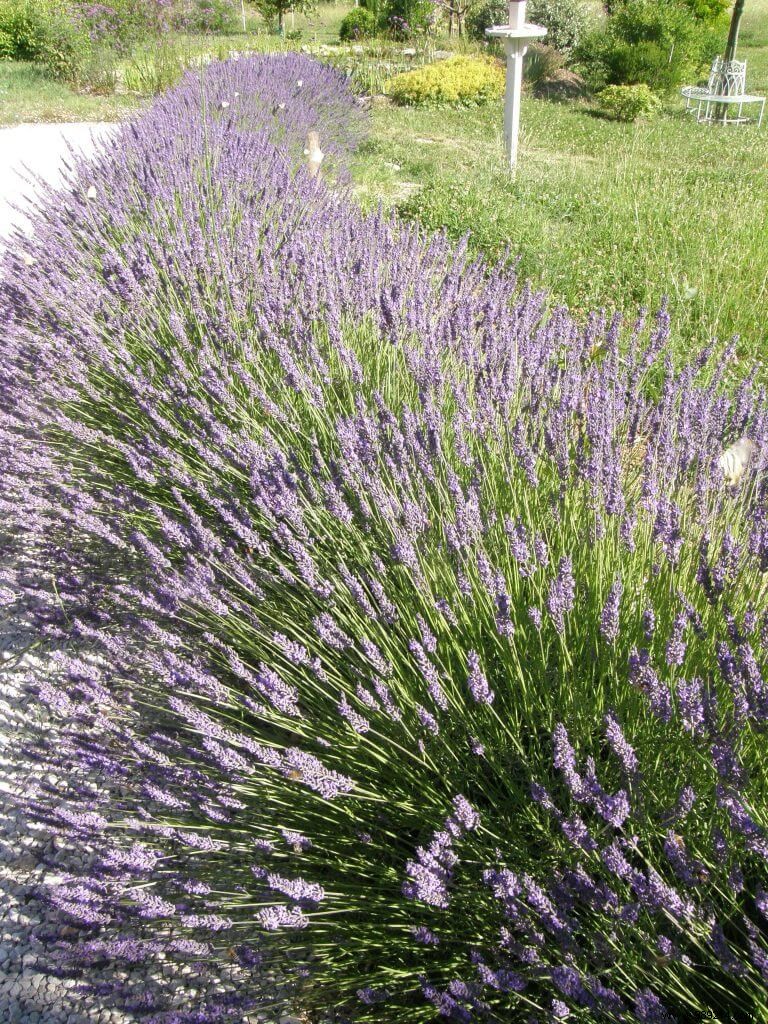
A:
0,123,303,1024
1,122,118,1019
0,649,130,1023
0,122,118,246
1,123,148,1023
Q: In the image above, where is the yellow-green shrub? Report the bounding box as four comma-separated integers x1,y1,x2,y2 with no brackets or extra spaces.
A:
598,82,661,121
387,55,505,106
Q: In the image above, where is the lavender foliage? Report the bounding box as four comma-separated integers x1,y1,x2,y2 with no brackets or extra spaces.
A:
2,52,768,1024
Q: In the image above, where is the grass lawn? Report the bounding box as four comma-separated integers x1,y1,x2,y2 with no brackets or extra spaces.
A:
351,0,768,359
0,61,143,124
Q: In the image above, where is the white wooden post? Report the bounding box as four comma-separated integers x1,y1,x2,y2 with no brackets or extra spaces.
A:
486,0,546,170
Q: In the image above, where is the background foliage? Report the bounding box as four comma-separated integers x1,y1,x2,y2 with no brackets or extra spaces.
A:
467,0,591,54
575,0,724,92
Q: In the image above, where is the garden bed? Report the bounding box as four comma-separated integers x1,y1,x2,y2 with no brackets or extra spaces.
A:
2,45,768,1024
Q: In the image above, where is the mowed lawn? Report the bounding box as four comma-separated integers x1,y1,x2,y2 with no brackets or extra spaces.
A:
352,0,768,360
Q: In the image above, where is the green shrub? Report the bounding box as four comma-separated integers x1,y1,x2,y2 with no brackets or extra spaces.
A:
681,0,729,19
383,0,435,35
339,6,377,41
467,0,590,55
0,0,91,81
387,54,504,105
605,0,728,20
174,0,240,32
597,82,661,120
576,0,720,92
0,26,13,57
523,41,565,87
358,0,380,20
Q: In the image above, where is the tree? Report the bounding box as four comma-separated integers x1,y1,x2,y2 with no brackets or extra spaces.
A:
253,0,315,33
724,0,745,60
714,0,745,120
434,0,472,36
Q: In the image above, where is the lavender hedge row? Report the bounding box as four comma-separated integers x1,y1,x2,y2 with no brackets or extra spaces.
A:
3,53,768,1024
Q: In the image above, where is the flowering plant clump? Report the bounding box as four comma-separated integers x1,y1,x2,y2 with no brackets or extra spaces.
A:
386,54,505,106
3,52,768,1024
387,13,411,39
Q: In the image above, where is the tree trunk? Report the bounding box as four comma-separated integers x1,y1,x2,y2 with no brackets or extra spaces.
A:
724,0,746,62
716,0,746,121
278,7,284,33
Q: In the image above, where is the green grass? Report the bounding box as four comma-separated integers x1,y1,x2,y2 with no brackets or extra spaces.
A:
351,0,768,358
0,60,142,124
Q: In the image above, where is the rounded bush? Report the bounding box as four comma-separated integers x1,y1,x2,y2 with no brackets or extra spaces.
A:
339,6,377,41
175,0,240,32
467,0,590,55
383,0,436,35
598,82,662,120
576,0,720,92
0,0,91,80
4,52,768,1024
387,54,504,106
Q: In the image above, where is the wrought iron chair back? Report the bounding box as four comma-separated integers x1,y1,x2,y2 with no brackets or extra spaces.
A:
712,59,747,97
705,55,724,92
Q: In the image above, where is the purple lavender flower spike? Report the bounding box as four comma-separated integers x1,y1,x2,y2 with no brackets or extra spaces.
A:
467,650,494,704
599,576,622,645
604,711,638,775
547,558,575,634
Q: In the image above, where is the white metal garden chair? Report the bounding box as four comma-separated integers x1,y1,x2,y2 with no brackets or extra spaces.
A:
682,58,765,127
681,56,723,112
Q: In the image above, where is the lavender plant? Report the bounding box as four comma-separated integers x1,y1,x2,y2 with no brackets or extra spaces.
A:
2,52,768,1024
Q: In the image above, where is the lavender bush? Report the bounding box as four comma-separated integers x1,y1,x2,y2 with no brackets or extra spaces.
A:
3,52,768,1024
